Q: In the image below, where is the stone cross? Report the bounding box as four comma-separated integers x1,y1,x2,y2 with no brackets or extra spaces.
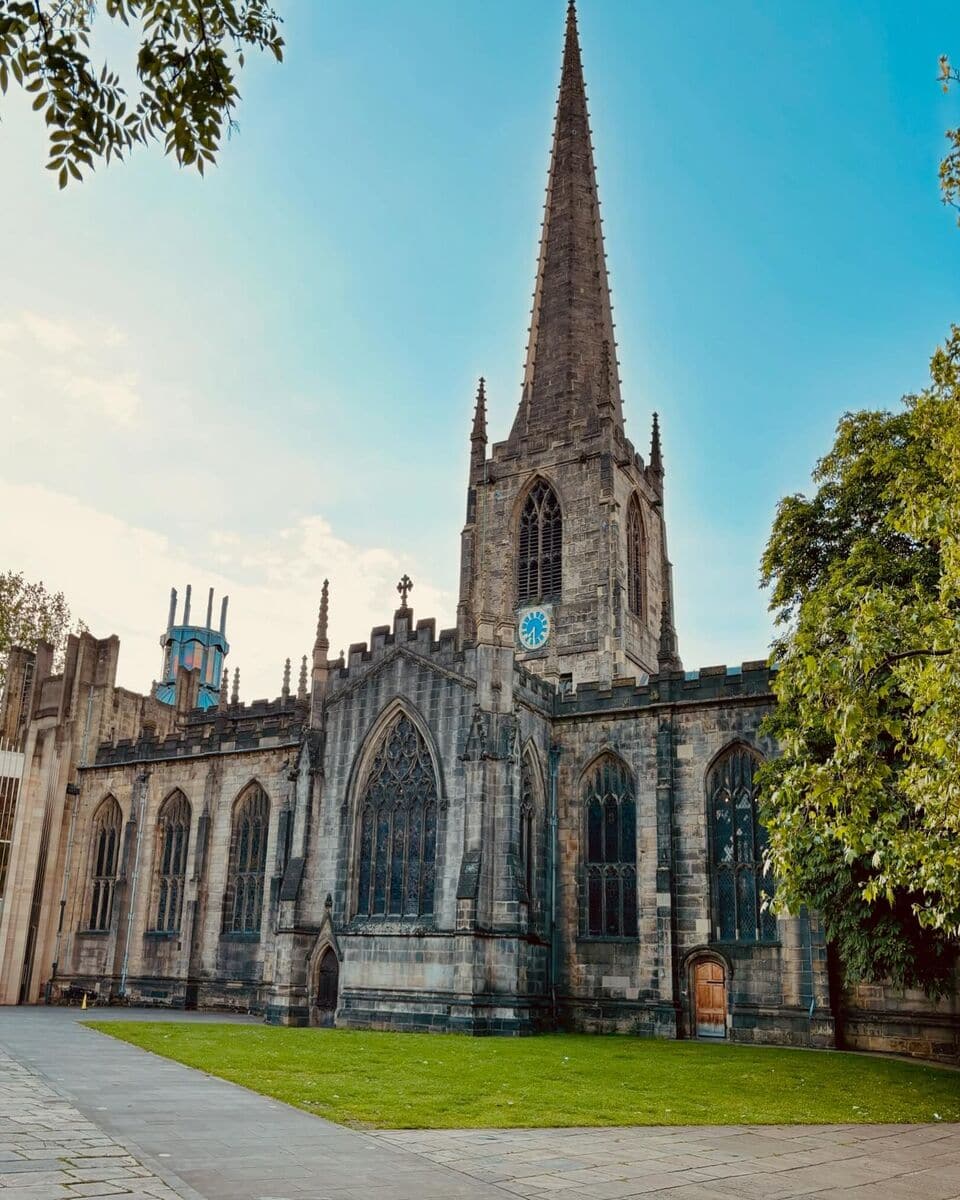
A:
397,574,413,609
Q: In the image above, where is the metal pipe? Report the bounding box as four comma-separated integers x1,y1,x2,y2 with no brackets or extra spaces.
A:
219,595,229,635
548,742,560,1027
183,584,192,626
167,588,177,630
205,587,214,630
119,771,149,999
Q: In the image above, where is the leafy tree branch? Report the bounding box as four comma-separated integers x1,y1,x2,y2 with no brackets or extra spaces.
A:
0,0,283,186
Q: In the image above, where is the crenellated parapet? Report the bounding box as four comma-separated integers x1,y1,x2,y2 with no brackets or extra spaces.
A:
329,608,466,694
92,695,305,766
556,660,776,717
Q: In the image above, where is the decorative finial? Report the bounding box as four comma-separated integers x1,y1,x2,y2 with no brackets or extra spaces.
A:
397,574,414,610
219,666,231,711
281,657,291,701
471,377,487,443
650,411,663,475
297,654,308,702
231,667,239,706
314,579,330,654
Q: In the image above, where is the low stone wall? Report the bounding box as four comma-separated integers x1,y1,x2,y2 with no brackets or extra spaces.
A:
841,980,959,1065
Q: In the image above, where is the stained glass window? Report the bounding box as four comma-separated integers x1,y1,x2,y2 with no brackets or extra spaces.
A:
223,784,269,934
154,791,190,933
356,713,439,919
626,496,646,619
708,745,778,942
583,756,637,938
517,479,562,605
88,797,122,931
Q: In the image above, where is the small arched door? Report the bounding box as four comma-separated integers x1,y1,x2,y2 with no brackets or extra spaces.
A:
694,960,727,1039
315,949,339,1025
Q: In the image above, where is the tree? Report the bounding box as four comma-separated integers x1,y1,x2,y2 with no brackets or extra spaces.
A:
0,1,283,187
0,571,82,698
940,54,960,221
759,326,960,994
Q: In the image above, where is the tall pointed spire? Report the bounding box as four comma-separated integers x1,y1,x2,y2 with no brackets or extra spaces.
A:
649,411,663,477
471,377,487,444
314,579,330,658
511,0,622,442
470,376,487,483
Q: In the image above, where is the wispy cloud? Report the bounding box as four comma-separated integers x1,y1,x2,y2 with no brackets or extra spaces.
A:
0,478,454,699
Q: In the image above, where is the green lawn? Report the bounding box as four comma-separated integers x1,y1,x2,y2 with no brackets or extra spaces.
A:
84,1021,959,1129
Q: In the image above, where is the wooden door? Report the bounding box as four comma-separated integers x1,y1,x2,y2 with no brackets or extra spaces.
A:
694,961,727,1039
317,949,339,1011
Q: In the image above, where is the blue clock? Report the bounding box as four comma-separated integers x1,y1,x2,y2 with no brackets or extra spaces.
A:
518,607,551,650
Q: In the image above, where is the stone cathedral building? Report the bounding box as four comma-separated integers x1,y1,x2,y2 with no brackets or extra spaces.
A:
0,3,956,1061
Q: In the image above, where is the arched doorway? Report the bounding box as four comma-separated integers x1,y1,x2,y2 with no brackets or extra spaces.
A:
314,948,339,1027
693,960,727,1039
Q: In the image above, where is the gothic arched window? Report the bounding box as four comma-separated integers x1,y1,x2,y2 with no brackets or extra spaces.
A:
356,712,439,919
709,745,777,942
583,756,637,938
517,479,562,605
154,791,190,933
223,783,269,934
626,496,646,619
88,797,122,932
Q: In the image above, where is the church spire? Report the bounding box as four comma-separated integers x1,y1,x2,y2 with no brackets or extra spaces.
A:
470,376,487,483
511,0,623,443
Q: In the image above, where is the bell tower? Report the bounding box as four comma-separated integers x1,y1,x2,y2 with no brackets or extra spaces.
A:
457,1,681,686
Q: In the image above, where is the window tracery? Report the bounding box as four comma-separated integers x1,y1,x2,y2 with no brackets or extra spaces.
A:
356,713,438,919
709,745,777,942
223,784,269,934
88,797,122,932
583,756,637,938
154,791,190,933
517,479,562,605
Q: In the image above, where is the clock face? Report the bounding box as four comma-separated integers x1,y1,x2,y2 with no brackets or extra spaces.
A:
518,606,551,650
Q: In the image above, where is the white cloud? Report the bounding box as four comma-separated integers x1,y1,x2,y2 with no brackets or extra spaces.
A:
0,479,454,700
0,310,141,428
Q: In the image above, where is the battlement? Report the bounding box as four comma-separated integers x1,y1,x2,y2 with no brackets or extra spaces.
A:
556,660,775,716
92,695,305,766
330,609,465,691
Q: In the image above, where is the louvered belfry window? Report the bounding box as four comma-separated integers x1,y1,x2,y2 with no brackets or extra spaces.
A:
626,496,646,618
517,479,562,605
88,797,122,931
224,784,269,934
583,757,638,938
155,791,190,933
356,713,439,919
709,746,777,942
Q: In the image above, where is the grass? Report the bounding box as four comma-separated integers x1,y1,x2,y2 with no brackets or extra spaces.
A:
84,1021,960,1129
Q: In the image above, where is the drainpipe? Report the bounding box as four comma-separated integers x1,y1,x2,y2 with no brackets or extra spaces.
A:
49,685,94,993
548,742,560,1026
119,770,150,999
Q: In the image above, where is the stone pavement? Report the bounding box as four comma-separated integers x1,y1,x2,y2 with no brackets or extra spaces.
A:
0,1009,958,1200
377,1123,960,1199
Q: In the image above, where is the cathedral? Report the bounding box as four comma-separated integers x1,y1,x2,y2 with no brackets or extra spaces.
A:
0,2,956,1061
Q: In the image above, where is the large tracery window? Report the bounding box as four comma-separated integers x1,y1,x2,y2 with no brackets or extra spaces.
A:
517,479,562,605
626,496,646,619
223,783,269,934
154,791,190,933
583,756,638,938
356,712,438,919
709,745,777,942
88,796,122,931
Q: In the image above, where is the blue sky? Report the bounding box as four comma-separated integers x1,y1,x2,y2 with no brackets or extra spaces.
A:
0,0,957,695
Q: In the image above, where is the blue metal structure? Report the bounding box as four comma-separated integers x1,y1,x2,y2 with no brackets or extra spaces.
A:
155,584,229,711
